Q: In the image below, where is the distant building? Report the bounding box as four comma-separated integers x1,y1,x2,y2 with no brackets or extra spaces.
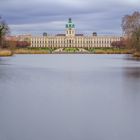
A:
30,18,121,48
43,32,47,37
5,35,18,41
17,35,32,42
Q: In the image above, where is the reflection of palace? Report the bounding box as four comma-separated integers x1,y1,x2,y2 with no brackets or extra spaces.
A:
31,18,121,48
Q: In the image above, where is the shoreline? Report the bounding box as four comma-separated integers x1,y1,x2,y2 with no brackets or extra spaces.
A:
13,48,132,55
0,49,13,57
133,52,140,57
14,49,49,54
0,48,136,56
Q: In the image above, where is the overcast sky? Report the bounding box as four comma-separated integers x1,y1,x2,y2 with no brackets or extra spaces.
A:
0,0,140,35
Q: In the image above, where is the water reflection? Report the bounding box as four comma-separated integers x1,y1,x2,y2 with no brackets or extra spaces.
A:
122,66,140,139
124,67,140,78
122,66,140,99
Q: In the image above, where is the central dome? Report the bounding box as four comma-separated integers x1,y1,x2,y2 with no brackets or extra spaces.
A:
66,18,75,29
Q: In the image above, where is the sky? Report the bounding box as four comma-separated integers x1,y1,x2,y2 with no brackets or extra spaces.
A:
0,0,140,36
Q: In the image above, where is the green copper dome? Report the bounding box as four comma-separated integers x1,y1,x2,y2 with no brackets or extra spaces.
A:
66,18,75,29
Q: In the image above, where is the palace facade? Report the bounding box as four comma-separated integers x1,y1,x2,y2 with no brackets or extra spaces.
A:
30,18,121,48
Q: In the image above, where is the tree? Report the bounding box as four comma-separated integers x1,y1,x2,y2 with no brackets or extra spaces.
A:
16,41,30,48
122,11,140,52
3,40,17,49
111,40,126,48
0,16,10,47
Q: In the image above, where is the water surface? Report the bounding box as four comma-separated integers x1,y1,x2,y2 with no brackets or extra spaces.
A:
0,54,140,140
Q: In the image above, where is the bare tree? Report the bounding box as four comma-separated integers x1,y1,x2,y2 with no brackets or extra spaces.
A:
0,16,10,47
122,11,140,51
122,12,140,36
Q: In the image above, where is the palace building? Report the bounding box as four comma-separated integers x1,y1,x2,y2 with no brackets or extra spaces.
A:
30,18,121,48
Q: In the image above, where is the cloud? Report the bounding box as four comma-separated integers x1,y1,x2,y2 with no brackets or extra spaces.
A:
0,0,140,35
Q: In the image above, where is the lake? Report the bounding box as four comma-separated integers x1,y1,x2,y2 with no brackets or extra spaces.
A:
0,54,140,140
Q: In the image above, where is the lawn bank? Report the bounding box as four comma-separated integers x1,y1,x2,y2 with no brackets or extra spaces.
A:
0,49,13,57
